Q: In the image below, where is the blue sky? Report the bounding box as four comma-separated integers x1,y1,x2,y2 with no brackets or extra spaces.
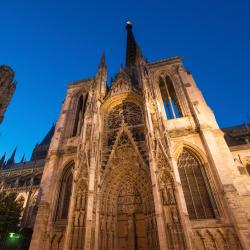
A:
0,0,250,161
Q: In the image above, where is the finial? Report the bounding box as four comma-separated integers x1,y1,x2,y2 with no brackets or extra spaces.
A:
6,146,17,166
119,64,124,73
0,152,6,165
98,52,106,69
126,20,132,30
20,154,26,163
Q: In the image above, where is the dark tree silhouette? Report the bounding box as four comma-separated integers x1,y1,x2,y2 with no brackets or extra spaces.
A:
0,191,23,239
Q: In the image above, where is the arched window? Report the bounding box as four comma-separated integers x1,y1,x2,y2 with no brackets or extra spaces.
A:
56,163,73,220
72,94,87,137
159,75,182,119
177,149,217,219
246,164,250,176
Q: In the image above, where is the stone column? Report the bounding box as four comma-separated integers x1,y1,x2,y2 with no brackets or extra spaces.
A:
94,196,101,250
29,202,50,250
169,157,194,249
144,101,169,250
83,107,99,250
83,160,96,249
21,190,32,227
128,214,136,250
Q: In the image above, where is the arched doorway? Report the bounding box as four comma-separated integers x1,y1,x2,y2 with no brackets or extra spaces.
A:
100,100,159,250
99,143,159,250
117,181,147,250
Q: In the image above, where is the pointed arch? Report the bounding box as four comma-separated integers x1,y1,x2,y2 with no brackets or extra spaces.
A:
153,68,190,118
173,142,207,165
102,99,149,169
177,147,217,220
104,128,148,172
72,93,88,137
99,119,158,249
55,162,74,220
159,74,182,119
64,92,88,138
99,163,157,250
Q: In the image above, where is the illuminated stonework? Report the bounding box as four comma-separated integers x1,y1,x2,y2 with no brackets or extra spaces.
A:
0,65,16,123
29,24,250,250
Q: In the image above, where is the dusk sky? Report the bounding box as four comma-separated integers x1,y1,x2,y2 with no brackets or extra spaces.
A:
0,0,249,161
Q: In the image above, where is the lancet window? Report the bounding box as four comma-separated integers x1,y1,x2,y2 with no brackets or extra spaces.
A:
159,75,182,119
177,149,217,219
56,163,73,220
72,94,87,137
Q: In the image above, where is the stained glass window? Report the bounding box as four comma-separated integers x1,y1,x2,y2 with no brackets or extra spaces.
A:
56,164,73,220
177,149,216,219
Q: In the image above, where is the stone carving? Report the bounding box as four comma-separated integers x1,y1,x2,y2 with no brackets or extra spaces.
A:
99,115,159,250
27,25,250,250
158,165,185,249
67,178,87,250
194,227,242,250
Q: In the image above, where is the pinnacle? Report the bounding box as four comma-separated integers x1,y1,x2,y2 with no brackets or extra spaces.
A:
98,52,107,69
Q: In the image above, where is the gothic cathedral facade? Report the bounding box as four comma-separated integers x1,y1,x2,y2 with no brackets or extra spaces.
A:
29,23,250,249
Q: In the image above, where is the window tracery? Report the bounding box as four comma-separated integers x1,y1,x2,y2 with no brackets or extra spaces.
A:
102,101,149,168
72,94,88,137
106,101,143,130
159,75,182,119
56,163,73,220
100,101,159,249
158,167,186,249
177,149,217,220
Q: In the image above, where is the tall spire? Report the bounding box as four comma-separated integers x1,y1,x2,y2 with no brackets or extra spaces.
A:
125,21,144,87
98,52,107,69
20,154,26,163
6,146,17,166
0,152,6,169
96,53,107,98
125,21,139,70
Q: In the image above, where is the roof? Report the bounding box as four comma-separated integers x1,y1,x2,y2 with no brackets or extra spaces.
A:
222,123,250,147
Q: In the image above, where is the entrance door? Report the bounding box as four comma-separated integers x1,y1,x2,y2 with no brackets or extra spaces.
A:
117,213,147,250
116,182,148,250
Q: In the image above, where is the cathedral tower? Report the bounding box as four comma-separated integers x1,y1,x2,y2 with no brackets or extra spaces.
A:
0,65,16,123
30,23,250,250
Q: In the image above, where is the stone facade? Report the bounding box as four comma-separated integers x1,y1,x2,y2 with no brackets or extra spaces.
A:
21,23,250,249
0,65,16,123
0,125,55,229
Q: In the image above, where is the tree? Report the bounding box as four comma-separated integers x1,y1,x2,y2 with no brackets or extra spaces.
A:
0,191,23,239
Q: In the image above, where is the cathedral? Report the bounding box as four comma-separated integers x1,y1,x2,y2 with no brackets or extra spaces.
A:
0,65,16,124
1,22,250,250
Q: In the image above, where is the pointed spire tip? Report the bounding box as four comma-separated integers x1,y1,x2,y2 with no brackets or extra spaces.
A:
126,20,132,30
98,52,106,69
